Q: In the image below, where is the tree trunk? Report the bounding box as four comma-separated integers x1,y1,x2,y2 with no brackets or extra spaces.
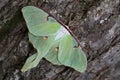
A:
0,0,120,80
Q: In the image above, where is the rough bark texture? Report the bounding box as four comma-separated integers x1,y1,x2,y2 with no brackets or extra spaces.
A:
0,0,120,80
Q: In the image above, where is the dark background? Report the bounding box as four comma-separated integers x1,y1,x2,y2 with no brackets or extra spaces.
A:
0,0,120,80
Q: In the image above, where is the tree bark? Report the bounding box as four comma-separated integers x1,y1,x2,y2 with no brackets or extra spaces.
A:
0,0,120,80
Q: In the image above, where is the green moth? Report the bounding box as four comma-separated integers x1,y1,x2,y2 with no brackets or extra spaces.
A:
21,6,87,72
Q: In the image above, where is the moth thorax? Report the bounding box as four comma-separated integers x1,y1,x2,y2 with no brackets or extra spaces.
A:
43,36,48,40
54,47,59,52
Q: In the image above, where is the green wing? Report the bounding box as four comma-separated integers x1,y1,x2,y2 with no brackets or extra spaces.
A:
22,6,60,36
21,33,55,72
58,35,73,64
58,35,87,72
21,53,37,72
45,42,61,65
70,47,87,72
28,33,54,53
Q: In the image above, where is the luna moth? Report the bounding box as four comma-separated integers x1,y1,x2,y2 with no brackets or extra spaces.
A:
21,6,87,72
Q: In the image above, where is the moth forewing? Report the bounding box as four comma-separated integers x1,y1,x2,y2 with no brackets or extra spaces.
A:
58,35,73,65
22,6,61,36
58,34,87,72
